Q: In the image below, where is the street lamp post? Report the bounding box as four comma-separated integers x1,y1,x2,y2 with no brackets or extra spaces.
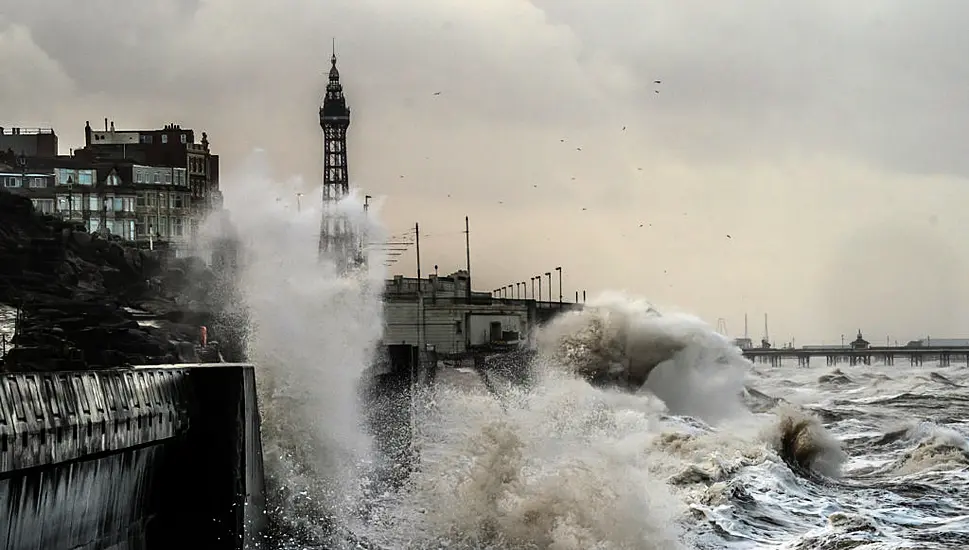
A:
521,281,526,300
296,192,304,212
545,272,552,302
17,155,26,195
555,266,562,304
537,276,543,302
531,277,536,299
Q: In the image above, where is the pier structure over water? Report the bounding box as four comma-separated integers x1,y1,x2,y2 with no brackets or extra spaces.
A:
743,346,969,367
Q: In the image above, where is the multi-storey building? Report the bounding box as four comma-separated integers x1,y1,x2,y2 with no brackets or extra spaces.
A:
76,120,221,218
2,120,221,255
0,155,139,240
129,164,193,249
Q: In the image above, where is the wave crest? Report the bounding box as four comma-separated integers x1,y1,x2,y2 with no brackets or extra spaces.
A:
770,406,846,479
533,293,751,424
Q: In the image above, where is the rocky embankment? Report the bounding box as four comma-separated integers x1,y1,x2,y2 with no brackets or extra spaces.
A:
0,190,246,372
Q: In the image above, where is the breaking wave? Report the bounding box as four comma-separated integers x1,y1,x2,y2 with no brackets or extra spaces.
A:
358,294,848,549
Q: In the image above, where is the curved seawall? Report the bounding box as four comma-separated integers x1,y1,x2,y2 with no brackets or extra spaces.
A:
0,364,267,550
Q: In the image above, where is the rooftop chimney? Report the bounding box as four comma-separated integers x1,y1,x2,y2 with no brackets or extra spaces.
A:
110,121,115,132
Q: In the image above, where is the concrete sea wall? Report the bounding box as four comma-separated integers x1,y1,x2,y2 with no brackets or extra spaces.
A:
0,364,267,550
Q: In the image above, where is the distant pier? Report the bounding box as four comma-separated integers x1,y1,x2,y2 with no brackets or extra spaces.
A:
743,346,969,367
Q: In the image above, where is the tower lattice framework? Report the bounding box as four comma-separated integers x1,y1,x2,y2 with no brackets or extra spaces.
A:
318,49,362,271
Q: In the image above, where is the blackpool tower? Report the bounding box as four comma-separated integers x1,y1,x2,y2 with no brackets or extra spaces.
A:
318,45,363,271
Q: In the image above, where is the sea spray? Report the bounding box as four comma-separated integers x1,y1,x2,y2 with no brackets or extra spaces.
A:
363,293,770,549
205,152,387,545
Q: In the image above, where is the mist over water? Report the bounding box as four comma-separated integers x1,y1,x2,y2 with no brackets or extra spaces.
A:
213,157,969,549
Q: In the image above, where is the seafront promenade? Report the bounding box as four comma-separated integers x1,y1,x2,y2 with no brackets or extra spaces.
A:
743,345,969,367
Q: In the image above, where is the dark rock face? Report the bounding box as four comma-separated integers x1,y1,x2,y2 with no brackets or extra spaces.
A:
0,190,247,372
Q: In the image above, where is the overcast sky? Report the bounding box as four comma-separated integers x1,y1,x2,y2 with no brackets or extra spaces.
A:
4,0,969,343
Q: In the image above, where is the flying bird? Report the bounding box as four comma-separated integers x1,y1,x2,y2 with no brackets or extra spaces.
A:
654,80,661,84
433,91,442,96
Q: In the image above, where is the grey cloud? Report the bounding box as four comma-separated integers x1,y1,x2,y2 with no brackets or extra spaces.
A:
4,0,969,341
532,0,969,176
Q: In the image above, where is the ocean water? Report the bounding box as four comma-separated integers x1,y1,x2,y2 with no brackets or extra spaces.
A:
256,283,969,549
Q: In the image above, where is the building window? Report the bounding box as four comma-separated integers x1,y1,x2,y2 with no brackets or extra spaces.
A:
31,199,54,214
55,169,73,186
78,171,94,185
89,219,100,233
30,177,46,188
172,217,184,237
148,193,156,207
165,172,172,185
136,192,145,207
3,176,20,187
161,134,168,144
158,192,167,209
180,133,187,144
88,196,100,212
106,174,120,186
153,173,160,184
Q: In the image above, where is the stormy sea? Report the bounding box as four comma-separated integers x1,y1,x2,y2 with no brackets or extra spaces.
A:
217,163,968,550
259,299,969,549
